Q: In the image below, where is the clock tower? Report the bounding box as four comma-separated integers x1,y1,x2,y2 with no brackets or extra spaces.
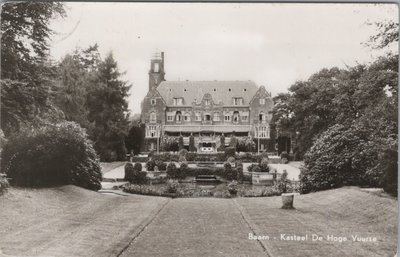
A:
149,52,165,91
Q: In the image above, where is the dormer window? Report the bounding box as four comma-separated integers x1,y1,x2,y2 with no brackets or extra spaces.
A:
151,99,156,105
259,98,265,105
205,99,210,105
233,97,243,106
173,98,183,106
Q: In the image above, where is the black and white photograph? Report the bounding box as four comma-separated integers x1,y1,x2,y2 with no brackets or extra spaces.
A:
0,1,398,256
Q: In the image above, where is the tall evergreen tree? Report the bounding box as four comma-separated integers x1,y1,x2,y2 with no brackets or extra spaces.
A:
87,52,131,161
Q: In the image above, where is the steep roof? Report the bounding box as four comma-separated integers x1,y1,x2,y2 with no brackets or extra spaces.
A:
157,80,259,106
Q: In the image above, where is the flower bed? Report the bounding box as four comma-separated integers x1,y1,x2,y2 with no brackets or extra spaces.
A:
122,181,285,198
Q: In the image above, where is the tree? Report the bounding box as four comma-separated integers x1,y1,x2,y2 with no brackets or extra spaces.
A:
366,21,399,49
87,52,131,161
178,135,184,151
1,2,65,136
54,54,92,129
219,134,225,151
189,134,196,152
125,125,144,155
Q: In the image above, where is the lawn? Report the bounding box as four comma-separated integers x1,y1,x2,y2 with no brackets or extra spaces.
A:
0,186,396,257
237,187,397,257
0,186,168,257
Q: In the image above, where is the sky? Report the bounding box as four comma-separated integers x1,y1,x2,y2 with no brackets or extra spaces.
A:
49,2,398,114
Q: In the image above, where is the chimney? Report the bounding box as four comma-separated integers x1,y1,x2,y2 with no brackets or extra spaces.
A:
161,52,164,65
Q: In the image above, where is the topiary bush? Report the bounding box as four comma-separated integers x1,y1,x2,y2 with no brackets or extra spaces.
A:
259,158,270,173
179,162,188,180
124,162,135,181
146,159,167,171
223,162,237,181
1,122,102,190
225,147,236,159
125,162,146,184
178,136,184,151
166,162,179,179
189,134,196,152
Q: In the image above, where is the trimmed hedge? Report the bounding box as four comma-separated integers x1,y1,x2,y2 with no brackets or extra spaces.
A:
1,122,102,190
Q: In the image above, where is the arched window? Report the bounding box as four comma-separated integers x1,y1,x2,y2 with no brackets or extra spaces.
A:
233,111,239,123
150,112,157,123
176,111,182,123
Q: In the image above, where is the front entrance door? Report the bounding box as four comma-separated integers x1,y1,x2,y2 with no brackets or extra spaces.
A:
200,142,214,153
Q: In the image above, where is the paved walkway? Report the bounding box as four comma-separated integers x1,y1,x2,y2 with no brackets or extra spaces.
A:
120,198,268,257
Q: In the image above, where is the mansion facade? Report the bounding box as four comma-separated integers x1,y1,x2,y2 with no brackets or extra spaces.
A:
140,52,275,153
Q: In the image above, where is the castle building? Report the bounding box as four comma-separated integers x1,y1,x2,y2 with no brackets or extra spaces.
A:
140,52,275,153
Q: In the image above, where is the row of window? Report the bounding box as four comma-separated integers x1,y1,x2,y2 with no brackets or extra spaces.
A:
146,125,160,138
150,111,267,123
145,125,270,139
150,98,267,106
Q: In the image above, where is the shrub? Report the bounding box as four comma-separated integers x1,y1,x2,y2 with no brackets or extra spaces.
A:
178,149,188,162
124,162,147,184
227,180,238,195
274,170,291,194
1,122,102,191
227,156,235,164
280,151,289,159
133,162,143,172
259,158,270,173
379,147,397,195
178,136,184,151
146,159,167,171
236,161,244,182
167,162,179,179
189,134,196,152
165,180,179,193
145,159,155,171
219,135,225,151
124,162,135,181
179,162,188,180
0,174,9,196
223,162,237,181
156,160,167,171
299,124,379,194
247,163,258,172
225,147,236,158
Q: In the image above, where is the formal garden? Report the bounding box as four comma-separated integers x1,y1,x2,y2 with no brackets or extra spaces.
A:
121,147,298,198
